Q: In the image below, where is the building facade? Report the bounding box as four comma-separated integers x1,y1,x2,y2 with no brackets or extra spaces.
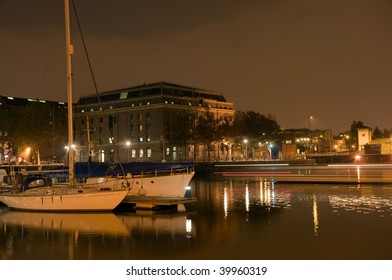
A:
73,82,235,163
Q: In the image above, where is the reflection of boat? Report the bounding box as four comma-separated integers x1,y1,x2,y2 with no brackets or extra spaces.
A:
117,211,193,238
0,210,129,236
0,0,129,211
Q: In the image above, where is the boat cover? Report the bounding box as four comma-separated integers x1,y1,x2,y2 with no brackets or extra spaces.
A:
44,161,194,178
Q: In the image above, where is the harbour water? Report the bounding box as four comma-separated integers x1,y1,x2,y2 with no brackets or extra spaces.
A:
1,176,392,260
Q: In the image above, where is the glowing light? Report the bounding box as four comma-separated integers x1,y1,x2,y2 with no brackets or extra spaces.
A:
185,218,192,239
245,184,250,213
224,187,228,218
313,194,319,236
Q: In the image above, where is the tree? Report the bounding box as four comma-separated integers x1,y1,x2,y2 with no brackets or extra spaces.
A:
194,111,220,161
231,110,280,159
373,126,383,139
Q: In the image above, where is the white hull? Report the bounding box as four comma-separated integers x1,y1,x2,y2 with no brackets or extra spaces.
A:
0,187,128,211
86,171,195,198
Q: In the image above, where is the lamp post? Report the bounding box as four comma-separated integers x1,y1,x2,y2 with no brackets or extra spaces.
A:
243,139,248,160
308,116,313,155
308,115,313,131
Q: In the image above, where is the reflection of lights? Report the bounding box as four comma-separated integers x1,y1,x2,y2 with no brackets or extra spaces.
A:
245,184,250,212
224,187,228,218
329,193,392,216
357,165,361,183
313,194,319,236
259,181,264,205
185,186,191,191
186,219,192,238
271,181,275,204
259,180,273,206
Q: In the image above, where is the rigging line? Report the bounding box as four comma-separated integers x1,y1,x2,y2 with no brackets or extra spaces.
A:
71,0,128,179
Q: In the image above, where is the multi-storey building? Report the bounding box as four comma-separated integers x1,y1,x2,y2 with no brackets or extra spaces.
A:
74,82,235,163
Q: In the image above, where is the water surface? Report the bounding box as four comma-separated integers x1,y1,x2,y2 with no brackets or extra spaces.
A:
1,177,392,260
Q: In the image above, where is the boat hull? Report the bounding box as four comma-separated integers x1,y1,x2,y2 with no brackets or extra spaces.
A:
0,188,128,211
86,171,195,198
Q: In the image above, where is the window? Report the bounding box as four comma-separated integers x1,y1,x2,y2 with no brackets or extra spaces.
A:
139,137,144,142
120,92,128,99
139,124,143,131
139,148,144,158
100,149,105,162
147,148,152,158
166,147,170,156
131,149,136,158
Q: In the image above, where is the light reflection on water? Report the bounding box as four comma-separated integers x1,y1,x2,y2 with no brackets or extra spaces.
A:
1,178,392,260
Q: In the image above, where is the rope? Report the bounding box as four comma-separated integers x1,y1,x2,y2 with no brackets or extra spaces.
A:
70,0,129,183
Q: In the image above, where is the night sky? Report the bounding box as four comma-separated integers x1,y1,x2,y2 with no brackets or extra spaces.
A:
1,0,392,133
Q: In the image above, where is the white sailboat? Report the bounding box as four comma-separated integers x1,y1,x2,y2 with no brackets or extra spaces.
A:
77,161,195,198
0,0,129,211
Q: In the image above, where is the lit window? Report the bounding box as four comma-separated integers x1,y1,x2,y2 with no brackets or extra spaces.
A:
139,137,144,142
131,149,136,158
139,148,144,158
100,150,105,162
120,92,128,99
147,148,152,158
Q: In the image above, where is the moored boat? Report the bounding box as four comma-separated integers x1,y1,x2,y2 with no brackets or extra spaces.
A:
0,0,129,211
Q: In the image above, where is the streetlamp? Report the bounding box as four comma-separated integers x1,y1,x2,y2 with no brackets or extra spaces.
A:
308,116,313,155
308,115,313,131
243,139,248,160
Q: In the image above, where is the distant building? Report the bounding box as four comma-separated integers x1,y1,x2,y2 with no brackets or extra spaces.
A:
0,96,67,163
73,82,235,163
357,127,372,151
365,138,392,155
280,128,333,159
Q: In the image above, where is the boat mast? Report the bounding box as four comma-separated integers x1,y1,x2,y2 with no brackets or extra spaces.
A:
64,0,75,187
